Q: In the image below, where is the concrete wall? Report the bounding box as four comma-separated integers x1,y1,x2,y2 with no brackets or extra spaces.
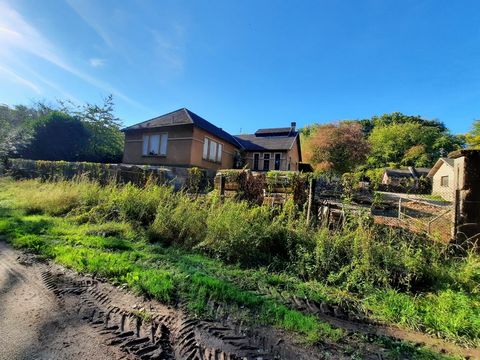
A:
122,124,194,167
431,163,455,201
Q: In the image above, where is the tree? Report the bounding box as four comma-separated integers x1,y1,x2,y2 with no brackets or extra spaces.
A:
466,120,480,149
60,95,124,162
303,122,369,175
0,103,52,161
359,112,448,136
367,120,463,168
21,112,90,161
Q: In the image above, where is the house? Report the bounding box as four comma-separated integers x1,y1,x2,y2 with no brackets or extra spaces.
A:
427,158,455,201
381,166,431,191
234,124,301,171
121,108,302,172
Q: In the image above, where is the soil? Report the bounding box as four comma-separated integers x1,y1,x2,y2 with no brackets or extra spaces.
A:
1,241,478,360
0,242,337,360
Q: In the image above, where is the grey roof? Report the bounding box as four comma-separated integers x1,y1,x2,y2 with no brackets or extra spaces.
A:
122,108,240,147
385,167,431,179
427,158,454,177
234,133,298,151
385,168,414,178
442,158,454,167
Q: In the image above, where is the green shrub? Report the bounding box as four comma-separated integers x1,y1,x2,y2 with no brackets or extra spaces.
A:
147,193,208,247
200,200,288,265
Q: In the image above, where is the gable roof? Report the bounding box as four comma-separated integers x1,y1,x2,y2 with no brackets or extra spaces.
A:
122,108,240,147
427,157,454,178
233,132,298,151
385,167,431,179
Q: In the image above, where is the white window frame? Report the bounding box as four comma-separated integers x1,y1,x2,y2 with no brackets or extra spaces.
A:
203,137,223,163
142,133,168,156
217,143,223,163
203,138,209,160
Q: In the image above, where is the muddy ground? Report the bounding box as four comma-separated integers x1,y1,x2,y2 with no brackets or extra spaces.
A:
0,241,337,360
1,241,478,360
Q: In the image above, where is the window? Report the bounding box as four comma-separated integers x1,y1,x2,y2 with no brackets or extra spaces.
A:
441,176,449,187
209,141,217,161
203,137,223,163
274,153,281,170
203,138,209,159
217,143,223,163
142,133,168,156
253,153,259,170
263,153,270,171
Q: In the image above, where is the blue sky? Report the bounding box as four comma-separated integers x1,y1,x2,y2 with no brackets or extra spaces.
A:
0,0,479,135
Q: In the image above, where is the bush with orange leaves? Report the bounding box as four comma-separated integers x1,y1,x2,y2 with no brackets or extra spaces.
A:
302,122,369,175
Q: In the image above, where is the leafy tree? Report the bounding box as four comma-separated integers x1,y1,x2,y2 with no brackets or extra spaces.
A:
21,112,90,161
0,103,53,161
466,119,480,149
60,95,124,162
303,122,369,175
360,112,448,136
367,120,463,168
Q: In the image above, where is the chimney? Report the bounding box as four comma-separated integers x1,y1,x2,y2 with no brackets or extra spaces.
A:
291,121,296,131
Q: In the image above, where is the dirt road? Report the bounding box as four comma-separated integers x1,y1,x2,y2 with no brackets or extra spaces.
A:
0,241,330,360
0,241,126,360
2,241,477,360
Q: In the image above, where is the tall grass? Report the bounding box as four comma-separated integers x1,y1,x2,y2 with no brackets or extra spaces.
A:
1,177,479,345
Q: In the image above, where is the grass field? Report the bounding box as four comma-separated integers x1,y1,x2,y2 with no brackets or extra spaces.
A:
0,177,477,359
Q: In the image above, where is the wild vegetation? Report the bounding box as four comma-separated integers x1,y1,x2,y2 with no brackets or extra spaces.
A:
0,177,478,358
0,95,124,164
302,112,467,182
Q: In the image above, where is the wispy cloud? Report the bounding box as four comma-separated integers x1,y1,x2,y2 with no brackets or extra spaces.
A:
0,1,146,109
0,63,41,94
66,0,115,48
89,58,106,68
152,23,186,73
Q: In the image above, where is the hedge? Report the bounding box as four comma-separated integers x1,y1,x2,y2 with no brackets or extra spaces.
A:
6,158,171,186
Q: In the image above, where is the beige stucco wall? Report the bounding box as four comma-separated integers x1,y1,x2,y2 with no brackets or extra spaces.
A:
242,137,301,171
122,124,194,167
190,127,237,170
243,151,287,171
432,163,455,201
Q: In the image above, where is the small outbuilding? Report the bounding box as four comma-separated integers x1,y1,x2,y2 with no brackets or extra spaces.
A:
427,158,455,201
381,166,430,192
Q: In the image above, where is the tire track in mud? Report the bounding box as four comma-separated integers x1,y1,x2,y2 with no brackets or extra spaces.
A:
256,282,480,359
40,269,279,359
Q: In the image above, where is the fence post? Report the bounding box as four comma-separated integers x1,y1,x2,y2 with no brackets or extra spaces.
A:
306,178,316,225
398,198,402,220
219,174,225,199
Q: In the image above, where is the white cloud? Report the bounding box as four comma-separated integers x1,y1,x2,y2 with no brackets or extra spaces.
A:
0,63,41,94
89,58,106,68
0,1,146,109
152,23,186,72
66,0,115,48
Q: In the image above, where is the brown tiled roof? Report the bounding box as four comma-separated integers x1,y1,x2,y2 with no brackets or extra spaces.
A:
122,108,240,147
